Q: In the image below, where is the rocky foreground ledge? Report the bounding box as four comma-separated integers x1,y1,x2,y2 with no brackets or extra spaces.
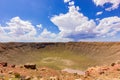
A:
0,61,120,80
0,62,83,80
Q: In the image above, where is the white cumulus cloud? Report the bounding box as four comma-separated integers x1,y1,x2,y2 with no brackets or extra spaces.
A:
69,1,75,6
51,2,97,41
0,1,120,42
0,17,37,41
95,16,120,37
64,0,71,3
36,24,42,29
0,17,72,42
93,0,120,11
51,1,120,41
96,11,103,15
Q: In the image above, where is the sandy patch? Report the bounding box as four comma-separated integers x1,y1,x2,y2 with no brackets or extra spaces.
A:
41,57,74,66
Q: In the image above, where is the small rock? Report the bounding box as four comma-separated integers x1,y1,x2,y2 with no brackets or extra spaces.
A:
10,75,15,78
116,60,120,64
75,79,82,80
8,71,13,74
11,65,15,68
49,76,58,80
25,76,31,80
111,63,116,66
32,77,38,80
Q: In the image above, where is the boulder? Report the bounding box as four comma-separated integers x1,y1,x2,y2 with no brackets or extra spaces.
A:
25,76,31,80
24,63,36,69
8,71,13,74
0,62,7,67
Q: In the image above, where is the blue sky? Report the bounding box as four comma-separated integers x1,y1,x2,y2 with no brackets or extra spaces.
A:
0,0,120,42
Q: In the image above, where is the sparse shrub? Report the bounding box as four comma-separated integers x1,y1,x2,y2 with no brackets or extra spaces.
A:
117,68,120,71
14,72,21,78
74,73,78,76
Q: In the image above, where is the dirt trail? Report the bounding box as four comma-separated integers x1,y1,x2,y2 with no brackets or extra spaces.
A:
62,68,85,75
